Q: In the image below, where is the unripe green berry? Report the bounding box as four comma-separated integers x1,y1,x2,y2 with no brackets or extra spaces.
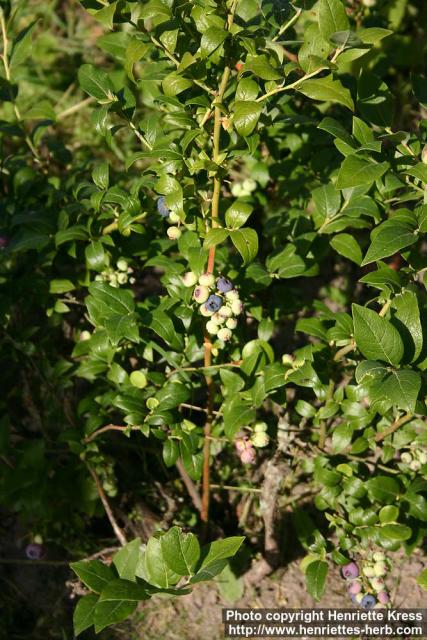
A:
200,304,214,317
122,227,131,237
217,327,232,341
242,178,256,192
418,451,427,464
254,422,268,433
401,452,412,464
194,285,210,304
206,320,219,335
117,272,128,284
130,370,148,389
410,459,421,471
231,183,245,197
169,211,180,223
219,306,233,319
167,226,181,240
182,271,198,287
80,330,91,341
362,0,376,6
225,289,239,301
251,431,269,448
371,577,385,592
199,273,215,287
363,565,376,578
373,552,385,562
117,258,128,271
211,312,226,325
373,562,387,577
146,397,159,410
231,299,243,315
226,317,237,330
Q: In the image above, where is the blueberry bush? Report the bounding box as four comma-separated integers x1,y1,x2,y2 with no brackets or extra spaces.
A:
1,0,427,635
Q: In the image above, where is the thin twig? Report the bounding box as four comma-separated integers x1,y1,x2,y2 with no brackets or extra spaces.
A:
56,97,94,120
374,413,413,443
176,459,202,512
87,464,128,546
83,424,139,443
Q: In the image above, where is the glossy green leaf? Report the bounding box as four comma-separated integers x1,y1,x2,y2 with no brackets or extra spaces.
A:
94,580,148,632
229,228,258,264
232,101,263,137
160,527,200,576
352,304,404,365
330,233,362,264
70,559,115,594
305,560,328,601
298,75,354,111
336,156,389,189
73,593,98,636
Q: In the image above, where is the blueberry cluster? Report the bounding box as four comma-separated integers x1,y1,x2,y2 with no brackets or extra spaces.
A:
183,272,243,346
234,423,270,464
341,554,391,609
400,448,427,472
94,258,135,288
157,196,182,240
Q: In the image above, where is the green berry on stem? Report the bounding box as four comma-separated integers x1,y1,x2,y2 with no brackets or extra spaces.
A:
199,273,215,287
225,289,239,301
251,431,269,448
130,370,148,389
410,460,421,471
254,422,268,433
217,327,232,341
226,317,237,330
117,258,128,271
401,452,412,464
231,299,243,315
219,306,233,319
194,285,210,304
200,304,214,317
206,320,219,335
182,271,198,287
169,211,180,223
211,312,226,325
373,562,387,577
146,397,159,410
167,226,181,240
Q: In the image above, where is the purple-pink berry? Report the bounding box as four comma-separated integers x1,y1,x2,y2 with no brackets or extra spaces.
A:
378,591,389,604
342,562,359,580
25,543,43,560
348,581,362,595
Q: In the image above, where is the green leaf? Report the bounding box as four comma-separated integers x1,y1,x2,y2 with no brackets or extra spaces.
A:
49,279,75,294
379,505,399,524
161,527,200,576
144,536,181,588
85,241,106,271
361,223,417,265
298,75,354,111
366,476,400,504
200,27,227,58
91,1,117,29
232,101,263,137
70,559,115,594
382,369,421,413
162,73,192,97
10,21,38,68
391,291,423,362
87,282,135,318
223,396,256,439
330,233,362,264
381,523,412,541
355,360,387,383
203,228,229,249
413,75,427,109
244,55,282,81
318,0,349,40
357,73,394,127
352,304,404,366
312,183,341,220
416,569,427,590
336,156,389,189
192,537,244,584
94,580,149,633
73,594,98,636
162,439,179,467
113,539,142,582
331,423,353,453
148,309,183,351
78,64,116,102
236,78,259,101
230,228,258,264
225,201,253,229
403,493,427,522
305,560,328,601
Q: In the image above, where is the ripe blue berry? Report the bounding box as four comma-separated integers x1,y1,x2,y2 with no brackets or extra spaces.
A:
341,562,359,580
205,294,222,313
26,543,43,560
217,277,233,293
361,594,377,609
156,196,170,218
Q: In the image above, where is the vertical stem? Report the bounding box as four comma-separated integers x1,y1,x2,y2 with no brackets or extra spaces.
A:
200,33,233,527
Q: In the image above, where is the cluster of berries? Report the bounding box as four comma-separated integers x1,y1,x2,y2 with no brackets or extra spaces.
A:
400,448,427,472
341,554,391,609
157,196,182,240
235,423,270,464
231,178,256,198
183,272,243,345
94,258,135,288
